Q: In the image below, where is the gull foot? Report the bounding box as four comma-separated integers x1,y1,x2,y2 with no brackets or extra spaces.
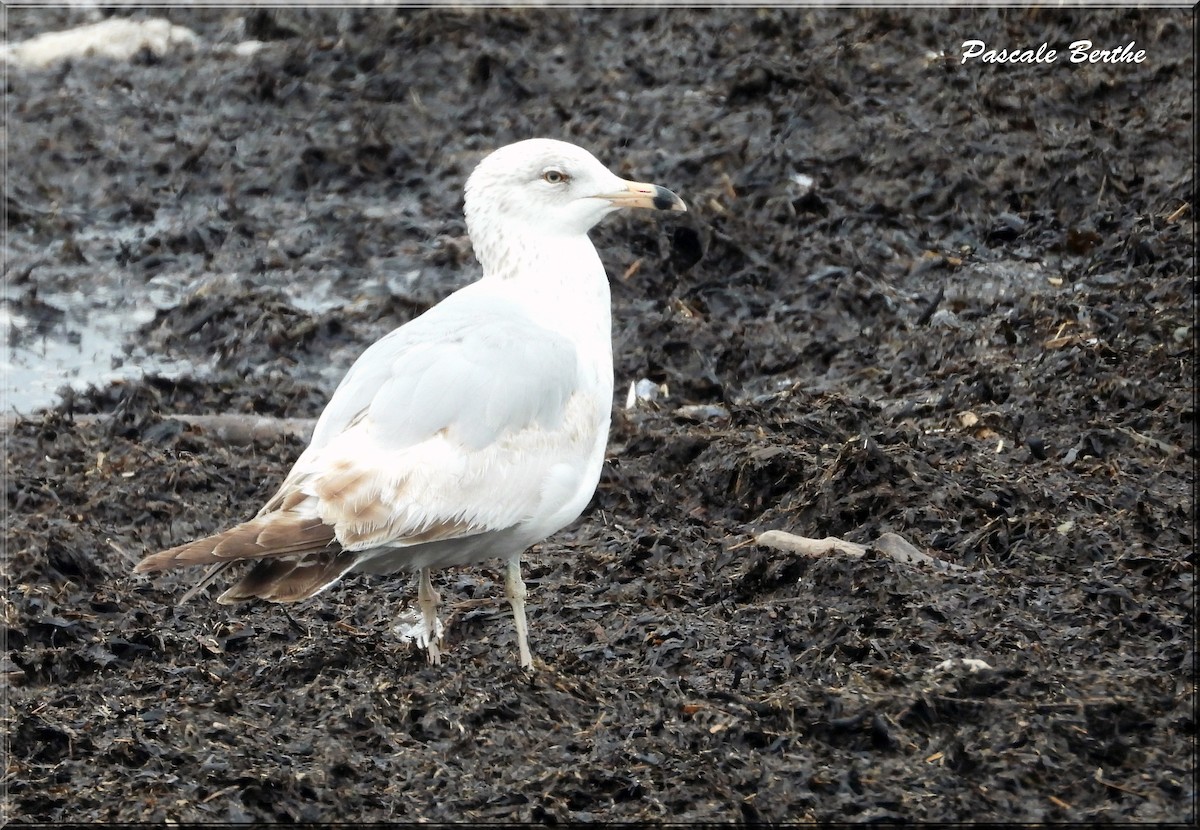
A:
392,609,445,664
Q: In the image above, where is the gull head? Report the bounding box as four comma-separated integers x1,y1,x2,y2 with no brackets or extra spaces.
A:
464,138,686,243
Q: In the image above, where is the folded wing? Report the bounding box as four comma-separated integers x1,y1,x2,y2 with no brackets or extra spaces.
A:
135,289,586,602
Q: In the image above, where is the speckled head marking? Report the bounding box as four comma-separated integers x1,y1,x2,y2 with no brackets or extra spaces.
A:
464,138,686,279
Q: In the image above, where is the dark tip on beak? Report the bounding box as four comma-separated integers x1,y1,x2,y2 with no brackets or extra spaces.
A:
652,187,677,211
653,185,687,212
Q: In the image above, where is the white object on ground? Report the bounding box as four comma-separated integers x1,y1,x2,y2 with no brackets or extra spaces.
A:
624,378,668,410
2,18,199,69
932,657,994,674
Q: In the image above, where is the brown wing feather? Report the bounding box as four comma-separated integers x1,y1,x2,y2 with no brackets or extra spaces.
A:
215,559,299,602
135,511,337,573
217,552,359,604
136,439,487,604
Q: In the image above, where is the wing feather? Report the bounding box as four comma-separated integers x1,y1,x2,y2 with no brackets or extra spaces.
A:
268,286,591,552
138,281,604,599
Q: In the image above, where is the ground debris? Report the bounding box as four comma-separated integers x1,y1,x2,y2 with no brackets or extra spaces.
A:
755,529,966,572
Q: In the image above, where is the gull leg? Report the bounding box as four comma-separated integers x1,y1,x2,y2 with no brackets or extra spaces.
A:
417,567,443,665
505,555,533,669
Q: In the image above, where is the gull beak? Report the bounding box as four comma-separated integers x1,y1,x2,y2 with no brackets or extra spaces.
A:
596,179,688,212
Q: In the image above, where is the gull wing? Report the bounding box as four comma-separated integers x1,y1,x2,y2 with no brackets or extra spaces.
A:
290,287,587,550
137,285,588,577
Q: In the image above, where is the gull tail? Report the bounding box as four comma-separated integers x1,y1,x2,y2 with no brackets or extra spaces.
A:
135,513,359,604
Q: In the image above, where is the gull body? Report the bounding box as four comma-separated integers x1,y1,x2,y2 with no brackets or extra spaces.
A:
134,138,686,668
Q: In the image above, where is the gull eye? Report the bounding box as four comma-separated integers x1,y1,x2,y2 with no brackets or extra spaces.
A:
542,169,568,185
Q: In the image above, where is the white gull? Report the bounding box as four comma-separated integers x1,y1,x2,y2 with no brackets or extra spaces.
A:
134,138,687,669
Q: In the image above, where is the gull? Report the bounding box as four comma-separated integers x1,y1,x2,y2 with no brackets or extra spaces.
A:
134,138,687,669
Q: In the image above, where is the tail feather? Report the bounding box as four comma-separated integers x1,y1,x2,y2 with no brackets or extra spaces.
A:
135,511,354,605
135,513,337,573
177,562,236,605
218,553,359,604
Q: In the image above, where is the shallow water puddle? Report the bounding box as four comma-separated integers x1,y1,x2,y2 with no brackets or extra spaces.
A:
2,276,194,414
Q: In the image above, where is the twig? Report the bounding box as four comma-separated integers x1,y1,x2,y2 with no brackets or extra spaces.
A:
756,531,869,558
754,530,966,572
1116,426,1180,455
1164,202,1189,223
1094,767,1148,799
3,413,316,445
